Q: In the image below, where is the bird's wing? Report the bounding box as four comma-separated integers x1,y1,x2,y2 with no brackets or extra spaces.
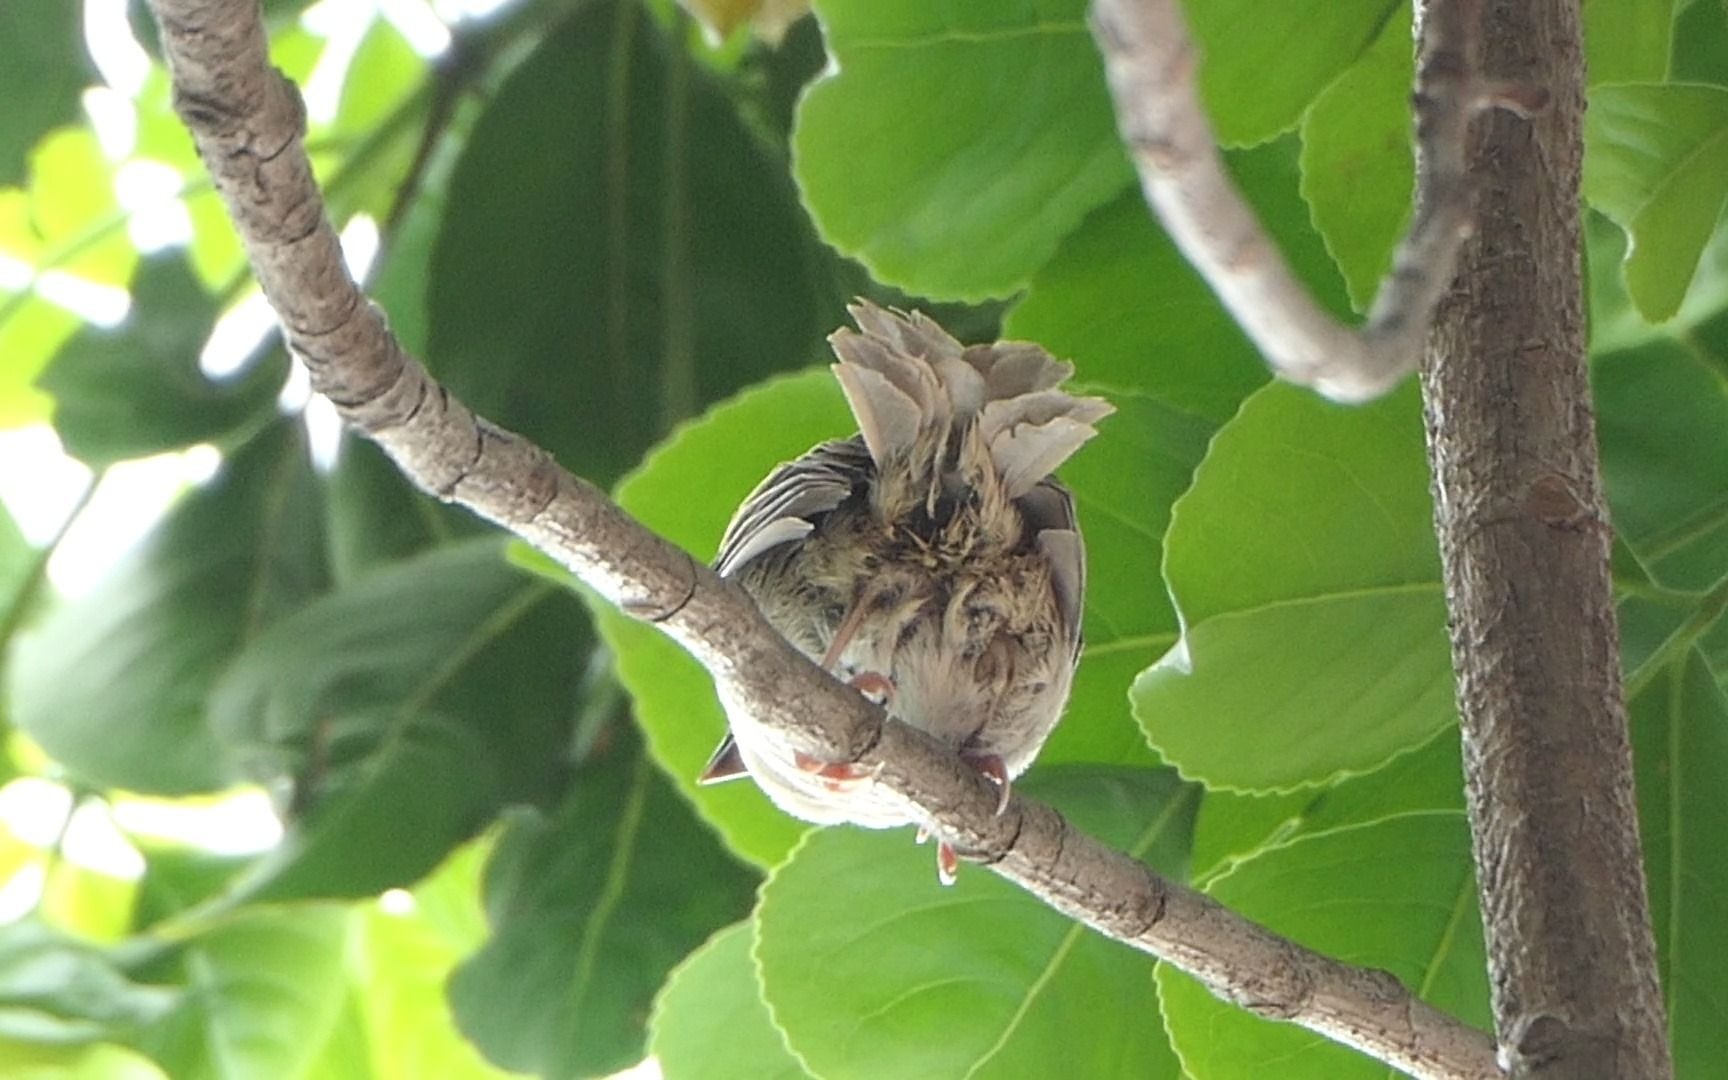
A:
713,437,874,577
1018,478,1086,657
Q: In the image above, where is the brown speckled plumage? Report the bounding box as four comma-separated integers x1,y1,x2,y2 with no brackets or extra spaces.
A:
701,302,1111,870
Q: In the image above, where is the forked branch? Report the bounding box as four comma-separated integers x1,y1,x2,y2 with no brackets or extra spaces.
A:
1090,0,1547,402
143,0,1501,1075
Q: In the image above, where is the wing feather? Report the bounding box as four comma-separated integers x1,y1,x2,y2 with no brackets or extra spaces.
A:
713,438,874,576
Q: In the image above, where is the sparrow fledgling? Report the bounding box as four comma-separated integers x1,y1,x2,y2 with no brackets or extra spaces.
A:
699,300,1112,883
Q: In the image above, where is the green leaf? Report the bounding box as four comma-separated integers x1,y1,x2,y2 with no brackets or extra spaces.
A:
0,1,86,186
1184,0,1400,147
755,767,1193,1080
1594,338,1728,590
0,128,138,425
1189,725,1464,880
449,730,758,1080
595,367,854,869
131,905,350,1080
208,539,587,902
0,922,179,1046
1006,138,1349,423
1135,381,1452,790
650,923,809,1080
1584,83,1728,323
39,255,287,465
10,421,328,794
1299,3,1414,310
317,21,427,224
0,502,32,638
791,0,1132,299
1158,812,1488,1078
1631,651,1728,1077
13,129,134,286
0,1041,167,1079
1583,0,1674,84
333,839,518,1080
131,848,256,930
1671,0,1728,88
427,0,839,487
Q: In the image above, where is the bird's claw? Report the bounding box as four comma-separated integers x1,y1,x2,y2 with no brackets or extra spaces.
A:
936,840,959,887
792,750,880,792
962,752,1011,816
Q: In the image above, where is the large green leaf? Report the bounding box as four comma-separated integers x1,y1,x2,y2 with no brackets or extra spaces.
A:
1585,83,1728,323
755,767,1192,1080
39,256,287,465
1583,0,1674,85
1134,381,1453,791
1010,141,1357,766
0,3,85,186
9,421,328,794
791,0,1132,300
595,367,852,869
207,539,586,903
1158,812,1488,1078
1189,724,1463,880
1005,138,1348,423
449,729,758,1080
130,906,350,1080
321,839,516,1080
1299,3,1413,310
1631,651,1728,1077
427,0,839,487
1594,338,1728,591
650,923,809,1080
1183,0,1399,147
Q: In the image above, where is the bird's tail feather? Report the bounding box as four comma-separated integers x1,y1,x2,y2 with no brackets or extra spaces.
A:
829,300,1113,501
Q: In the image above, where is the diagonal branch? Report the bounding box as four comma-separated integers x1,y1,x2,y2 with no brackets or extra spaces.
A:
1089,0,1546,404
143,0,1501,1075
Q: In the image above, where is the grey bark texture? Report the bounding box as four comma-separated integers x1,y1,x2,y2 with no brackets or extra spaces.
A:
1417,0,1673,1076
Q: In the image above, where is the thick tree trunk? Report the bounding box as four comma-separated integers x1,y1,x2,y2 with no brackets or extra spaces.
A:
1418,1,1671,1076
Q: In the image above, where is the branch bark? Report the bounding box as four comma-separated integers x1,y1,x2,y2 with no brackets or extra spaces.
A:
144,0,1501,1075
1416,0,1672,1076
1090,0,1545,404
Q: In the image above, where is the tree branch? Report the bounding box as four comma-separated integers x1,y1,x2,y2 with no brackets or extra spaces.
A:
1089,0,1546,404
144,0,1500,1075
1416,0,1672,1075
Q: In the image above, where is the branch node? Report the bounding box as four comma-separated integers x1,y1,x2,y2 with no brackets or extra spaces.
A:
621,550,700,624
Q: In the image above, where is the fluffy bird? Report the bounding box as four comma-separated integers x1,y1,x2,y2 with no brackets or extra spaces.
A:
699,301,1112,882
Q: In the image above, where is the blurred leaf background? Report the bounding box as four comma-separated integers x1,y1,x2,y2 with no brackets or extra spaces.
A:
0,0,1725,1077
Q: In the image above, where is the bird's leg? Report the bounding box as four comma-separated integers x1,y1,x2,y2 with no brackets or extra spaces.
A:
818,598,870,670
793,600,896,791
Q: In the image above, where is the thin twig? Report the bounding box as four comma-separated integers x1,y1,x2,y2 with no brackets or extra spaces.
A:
142,1,1502,1075
1089,0,1546,403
